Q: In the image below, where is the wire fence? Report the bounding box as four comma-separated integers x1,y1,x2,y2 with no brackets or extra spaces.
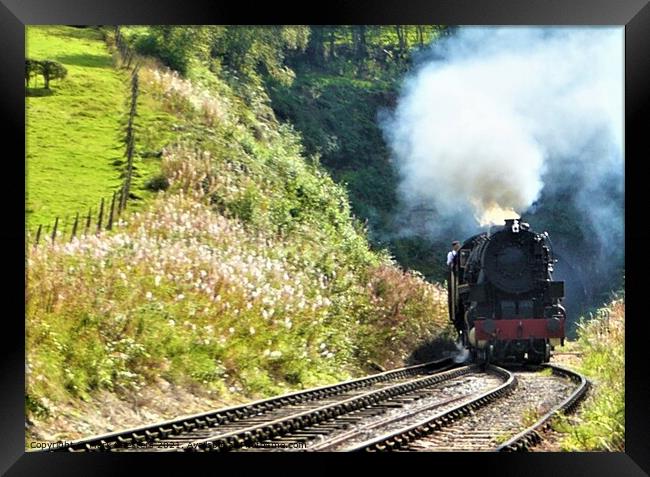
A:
29,26,142,248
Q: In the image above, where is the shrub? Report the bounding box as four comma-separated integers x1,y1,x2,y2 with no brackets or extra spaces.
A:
144,175,170,192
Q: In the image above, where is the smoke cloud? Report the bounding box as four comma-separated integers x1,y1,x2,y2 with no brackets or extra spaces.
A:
382,27,623,236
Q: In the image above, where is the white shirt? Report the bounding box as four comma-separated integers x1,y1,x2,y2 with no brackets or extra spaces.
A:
447,250,457,266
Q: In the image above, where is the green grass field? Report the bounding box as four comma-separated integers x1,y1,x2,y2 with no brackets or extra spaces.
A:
26,26,176,232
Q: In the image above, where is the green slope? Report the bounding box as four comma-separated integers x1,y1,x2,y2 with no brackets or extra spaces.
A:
26,26,176,231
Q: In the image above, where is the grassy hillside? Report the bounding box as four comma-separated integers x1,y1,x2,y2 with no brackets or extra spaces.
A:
26,27,454,442
26,26,176,231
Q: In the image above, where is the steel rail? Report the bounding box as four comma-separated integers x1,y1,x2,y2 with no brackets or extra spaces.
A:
309,392,473,451
346,364,516,452
496,364,590,451
52,357,454,452
186,364,479,452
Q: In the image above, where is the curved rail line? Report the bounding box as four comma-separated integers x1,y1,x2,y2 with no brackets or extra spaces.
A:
186,364,479,452
347,364,587,452
496,364,590,452
53,357,454,452
346,364,516,451
295,370,506,451
234,367,506,452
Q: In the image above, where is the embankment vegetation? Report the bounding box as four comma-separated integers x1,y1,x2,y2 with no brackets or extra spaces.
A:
556,294,624,451
26,26,454,440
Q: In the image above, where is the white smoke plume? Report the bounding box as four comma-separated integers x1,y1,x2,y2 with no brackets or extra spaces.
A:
382,27,623,232
453,339,470,364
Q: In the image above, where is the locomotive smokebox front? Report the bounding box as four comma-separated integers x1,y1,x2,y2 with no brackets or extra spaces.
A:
481,220,536,295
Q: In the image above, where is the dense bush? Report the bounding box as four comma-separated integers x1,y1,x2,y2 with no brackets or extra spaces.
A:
144,175,170,192
128,26,308,85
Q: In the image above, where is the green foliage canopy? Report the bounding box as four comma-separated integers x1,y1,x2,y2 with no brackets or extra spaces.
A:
131,26,309,86
26,59,68,89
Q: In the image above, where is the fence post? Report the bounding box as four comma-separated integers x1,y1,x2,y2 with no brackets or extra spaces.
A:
118,184,125,215
107,191,116,230
35,224,42,247
71,212,80,241
120,67,139,212
97,197,105,233
115,26,121,57
85,207,92,236
51,217,59,244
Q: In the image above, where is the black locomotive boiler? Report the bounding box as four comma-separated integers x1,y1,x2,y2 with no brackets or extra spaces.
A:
448,219,566,364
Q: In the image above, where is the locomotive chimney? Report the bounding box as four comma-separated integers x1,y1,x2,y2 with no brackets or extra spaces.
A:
503,218,530,233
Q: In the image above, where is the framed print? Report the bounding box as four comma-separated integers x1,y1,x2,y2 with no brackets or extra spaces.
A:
3,0,649,475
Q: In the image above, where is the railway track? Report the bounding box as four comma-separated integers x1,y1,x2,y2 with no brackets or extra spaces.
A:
133,363,484,452
496,365,589,451
347,364,589,452
51,359,587,453
54,357,456,452
237,366,507,452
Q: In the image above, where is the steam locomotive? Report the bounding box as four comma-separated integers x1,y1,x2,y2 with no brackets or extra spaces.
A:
448,219,566,364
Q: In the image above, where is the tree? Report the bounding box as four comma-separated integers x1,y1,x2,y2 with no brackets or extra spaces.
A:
40,60,67,89
25,59,42,86
306,26,326,66
328,27,337,59
395,26,406,57
416,26,425,47
211,26,309,86
353,26,367,59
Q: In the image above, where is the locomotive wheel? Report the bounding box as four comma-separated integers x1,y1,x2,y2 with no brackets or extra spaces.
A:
544,342,551,363
486,344,494,365
475,347,489,365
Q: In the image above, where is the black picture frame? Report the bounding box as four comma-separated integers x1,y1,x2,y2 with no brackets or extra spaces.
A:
3,0,649,475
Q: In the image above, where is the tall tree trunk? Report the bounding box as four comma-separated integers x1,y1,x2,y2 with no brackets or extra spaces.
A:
395,25,405,57
307,26,325,65
354,25,367,59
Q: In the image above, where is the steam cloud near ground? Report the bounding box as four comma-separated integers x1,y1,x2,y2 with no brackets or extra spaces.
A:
381,27,623,242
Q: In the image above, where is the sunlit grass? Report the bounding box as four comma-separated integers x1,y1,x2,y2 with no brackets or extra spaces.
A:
26,26,177,231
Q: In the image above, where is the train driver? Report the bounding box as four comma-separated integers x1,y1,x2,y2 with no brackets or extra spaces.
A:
447,241,461,267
